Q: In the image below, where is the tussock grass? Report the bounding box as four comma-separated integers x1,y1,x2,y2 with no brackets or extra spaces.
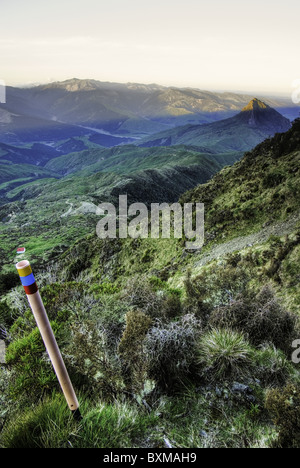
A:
197,328,255,383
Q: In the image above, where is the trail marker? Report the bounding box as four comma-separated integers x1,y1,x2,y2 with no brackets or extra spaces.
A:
16,260,81,420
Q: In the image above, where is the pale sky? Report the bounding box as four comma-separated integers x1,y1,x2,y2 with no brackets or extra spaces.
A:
0,0,299,95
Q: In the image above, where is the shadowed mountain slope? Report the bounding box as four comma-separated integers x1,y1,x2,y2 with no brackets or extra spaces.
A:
138,99,291,152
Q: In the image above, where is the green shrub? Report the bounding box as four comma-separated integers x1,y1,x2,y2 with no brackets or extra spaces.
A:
160,290,182,321
40,282,85,321
66,318,125,401
184,264,250,313
265,384,300,448
5,323,64,402
122,277,162,318
118,309,152,393
197,328,255,383
122,276,182,321
255,345,296,387
88,281,119,296
262,169,285,189
0,272,19,295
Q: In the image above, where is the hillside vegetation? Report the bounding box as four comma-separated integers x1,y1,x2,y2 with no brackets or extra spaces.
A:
0,143,239,271
0,120,300,448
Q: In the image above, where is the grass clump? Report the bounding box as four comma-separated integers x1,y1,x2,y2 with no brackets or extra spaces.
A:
197,328,255,383
0,393,159,449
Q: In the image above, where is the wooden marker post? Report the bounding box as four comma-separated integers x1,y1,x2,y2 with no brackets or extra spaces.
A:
16,260,81,420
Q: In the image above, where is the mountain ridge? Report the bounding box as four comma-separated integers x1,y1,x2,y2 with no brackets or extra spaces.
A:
138,99,291,152
1,80,298,144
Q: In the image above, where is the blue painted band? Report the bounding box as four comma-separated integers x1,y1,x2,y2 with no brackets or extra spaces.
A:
20,273,36,287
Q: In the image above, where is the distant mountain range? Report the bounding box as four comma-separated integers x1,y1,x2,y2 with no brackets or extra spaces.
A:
138,99,292,152
0,86,294,210
0,79,298,147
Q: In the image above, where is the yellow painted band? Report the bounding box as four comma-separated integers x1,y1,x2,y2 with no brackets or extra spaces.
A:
17,264,32,277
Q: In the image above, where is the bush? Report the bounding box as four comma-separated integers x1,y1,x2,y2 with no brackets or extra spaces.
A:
184,265,250,317
122,277,162,318
0,273,19,295
67,319,124,401
262,169,285,189
197,328,255,383
265,384,300,448
209,285,296,353
144,314,202,391
255,345,296,387
118,309,152,393
122,276,182,321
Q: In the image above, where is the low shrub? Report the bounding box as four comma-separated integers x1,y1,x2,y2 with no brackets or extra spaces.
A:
0,273,19,295
122,277,162,318
144,314,202,392
265,384,300,448
255,345,296,387
67,319,124,401
184,265,251,316
122,276,182,321
118,309,152,393
209,285,296,353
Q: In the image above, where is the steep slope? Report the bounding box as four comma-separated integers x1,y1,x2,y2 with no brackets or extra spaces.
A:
180,118,300,240
0,143,225,268
45,119,300,316
139,99,291,152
